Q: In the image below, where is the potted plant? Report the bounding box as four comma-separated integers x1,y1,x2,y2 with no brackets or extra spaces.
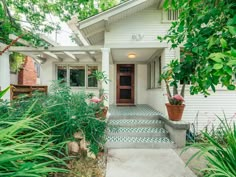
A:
161,59,189,121
89,71,110,119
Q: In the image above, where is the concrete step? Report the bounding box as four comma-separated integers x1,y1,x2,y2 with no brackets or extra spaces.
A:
108,127,168,137
106,136,176,149
108,119,164,128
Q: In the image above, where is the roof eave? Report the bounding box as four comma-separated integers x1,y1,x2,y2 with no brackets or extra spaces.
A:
78,0,147,29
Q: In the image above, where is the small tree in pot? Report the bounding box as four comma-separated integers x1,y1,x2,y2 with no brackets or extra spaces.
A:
161,59,192,121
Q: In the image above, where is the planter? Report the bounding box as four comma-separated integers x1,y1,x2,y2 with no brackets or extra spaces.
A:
165,103,185,121
95,106,108,118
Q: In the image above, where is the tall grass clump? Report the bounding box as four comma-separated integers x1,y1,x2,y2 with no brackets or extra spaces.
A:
3,81,107,155
0,103,68,176
184,115,236,177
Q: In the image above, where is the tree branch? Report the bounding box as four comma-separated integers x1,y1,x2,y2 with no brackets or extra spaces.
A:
0,34,25,55
1,0,15,25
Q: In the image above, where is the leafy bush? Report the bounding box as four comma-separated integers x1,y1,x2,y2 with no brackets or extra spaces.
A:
2,81,107,155
184,115,236,176
0,103,68,176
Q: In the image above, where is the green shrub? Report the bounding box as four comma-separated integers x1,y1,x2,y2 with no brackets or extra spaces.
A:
0,104,68,176
2,81,107,155
184,115,236,176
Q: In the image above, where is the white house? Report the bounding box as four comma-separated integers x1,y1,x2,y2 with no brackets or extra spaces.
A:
1,0,235,131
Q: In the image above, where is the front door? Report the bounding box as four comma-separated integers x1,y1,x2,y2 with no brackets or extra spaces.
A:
116,64,134,105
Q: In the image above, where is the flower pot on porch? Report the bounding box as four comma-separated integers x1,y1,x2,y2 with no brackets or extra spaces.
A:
95,106,108,118
165,103,185,121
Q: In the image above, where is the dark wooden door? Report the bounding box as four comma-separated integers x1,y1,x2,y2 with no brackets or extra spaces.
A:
116,64,134,105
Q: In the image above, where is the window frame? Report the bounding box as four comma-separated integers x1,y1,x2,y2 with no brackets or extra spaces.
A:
162,9,180,23
87,65,99,88
147,56,162,89
56,64,99,89
69,65,86,88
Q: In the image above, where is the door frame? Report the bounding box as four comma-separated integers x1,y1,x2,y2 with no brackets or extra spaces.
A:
116,64,135,105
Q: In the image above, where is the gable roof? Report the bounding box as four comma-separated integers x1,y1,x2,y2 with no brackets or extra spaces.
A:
72,0,163,45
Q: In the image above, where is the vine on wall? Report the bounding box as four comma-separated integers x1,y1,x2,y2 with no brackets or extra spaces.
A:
9,52,25,73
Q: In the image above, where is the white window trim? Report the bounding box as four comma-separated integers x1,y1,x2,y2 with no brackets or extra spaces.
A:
56,64,99,89
162,9,180,23
147,56,162,89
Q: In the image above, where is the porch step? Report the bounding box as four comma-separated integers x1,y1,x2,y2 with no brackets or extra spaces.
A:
106,136,176,149
108,119,164,128
108,127,168,137
109,115,161,120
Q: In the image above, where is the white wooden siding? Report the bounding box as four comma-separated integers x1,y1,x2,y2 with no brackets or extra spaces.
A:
136,64,148,104
105,7,170,44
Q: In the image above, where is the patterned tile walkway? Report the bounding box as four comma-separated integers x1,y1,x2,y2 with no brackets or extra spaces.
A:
106,136,174,144
109,104,166,117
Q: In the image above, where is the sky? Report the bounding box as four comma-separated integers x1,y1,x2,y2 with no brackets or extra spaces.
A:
47,21,77,46
20,13,77,46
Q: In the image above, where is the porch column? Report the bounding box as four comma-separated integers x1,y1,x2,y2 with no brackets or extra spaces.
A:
0,52,10,100
101,48,110,107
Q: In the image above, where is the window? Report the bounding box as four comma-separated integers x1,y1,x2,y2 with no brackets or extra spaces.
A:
147,56,162,89
70,66,85,87
88,66,98,87
57,65,67,82
167,10,180,21
34,62,40,78
56,65,98,88
162,9,180,22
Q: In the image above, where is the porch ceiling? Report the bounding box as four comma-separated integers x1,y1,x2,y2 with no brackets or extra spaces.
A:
111,48,162,63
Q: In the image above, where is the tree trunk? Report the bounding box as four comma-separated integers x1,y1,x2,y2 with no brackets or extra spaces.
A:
173,85,178,95
165,80,172,104
180,82,186,97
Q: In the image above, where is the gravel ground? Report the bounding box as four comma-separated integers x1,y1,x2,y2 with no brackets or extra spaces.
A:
56,152,107,177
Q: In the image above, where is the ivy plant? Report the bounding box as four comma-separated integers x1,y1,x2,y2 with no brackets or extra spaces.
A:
159,0,236,96
9,52,25,73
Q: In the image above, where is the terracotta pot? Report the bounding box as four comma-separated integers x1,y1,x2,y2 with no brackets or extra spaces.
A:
95,106,108,118
165,103,185,121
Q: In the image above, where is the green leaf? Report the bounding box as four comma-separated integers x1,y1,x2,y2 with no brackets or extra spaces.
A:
177,23,184,32
228,26,236,36
227,60,236,66
208,53,224,63
163,0,169,9
227,15,236,25
225,67,233,75
231,47,236,57
210,83,216,92
227,85,235,90
207,36,216,49
192,47,198,53
0,86,10,99
213,64,223,70
220,38,227,49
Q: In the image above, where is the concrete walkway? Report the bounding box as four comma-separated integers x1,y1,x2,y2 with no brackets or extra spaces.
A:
106,149,196,177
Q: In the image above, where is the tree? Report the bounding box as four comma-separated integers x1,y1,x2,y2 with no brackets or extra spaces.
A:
0,0,120,46
159,0,236,96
